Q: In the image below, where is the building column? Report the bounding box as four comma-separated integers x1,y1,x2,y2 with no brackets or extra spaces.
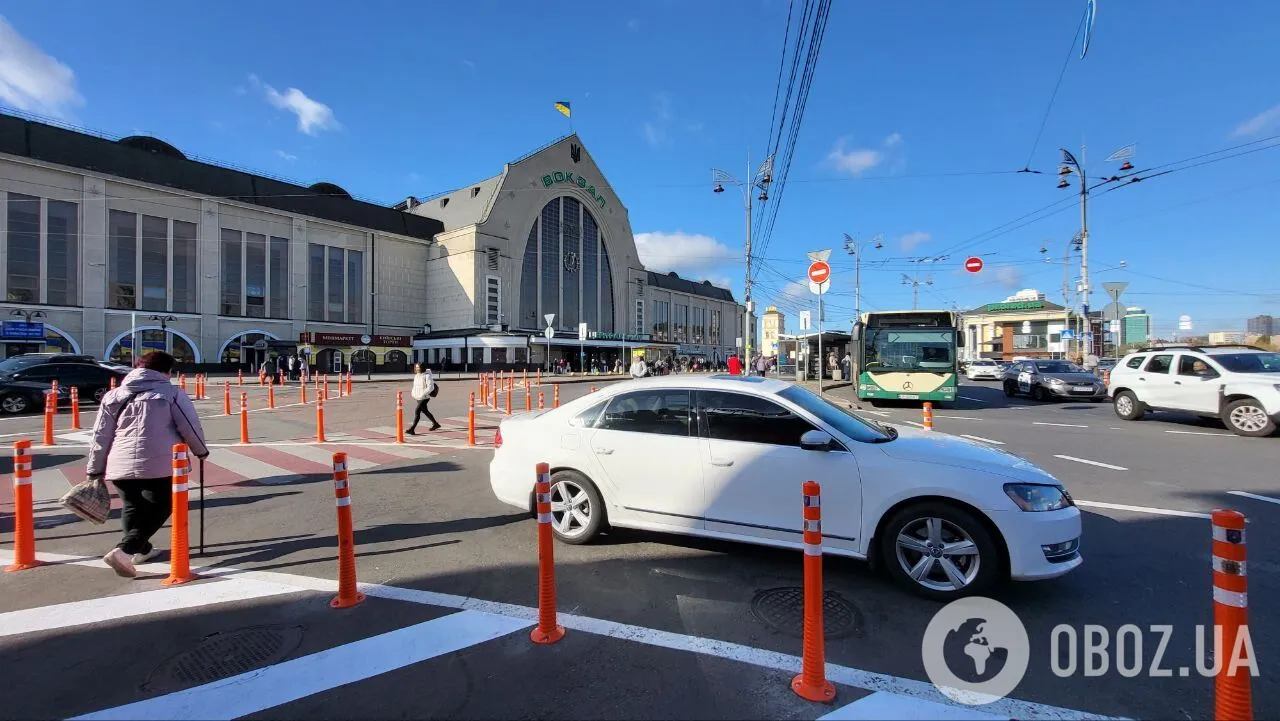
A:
82,176,108,357
198,199,221,363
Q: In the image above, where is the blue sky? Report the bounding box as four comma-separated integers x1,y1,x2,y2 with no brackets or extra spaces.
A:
2,1,1278,336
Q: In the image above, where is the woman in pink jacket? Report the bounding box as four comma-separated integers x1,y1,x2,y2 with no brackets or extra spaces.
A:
87,351,209,577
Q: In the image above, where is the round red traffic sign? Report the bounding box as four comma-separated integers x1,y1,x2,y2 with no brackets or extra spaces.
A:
807,261,832,284
964,256,984,273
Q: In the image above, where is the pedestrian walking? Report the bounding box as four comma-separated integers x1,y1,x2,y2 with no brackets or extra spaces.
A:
727,353,742,376
88,351,209,578
629,355,649,379
842,352,852,382
407,364,440,434
287,354,297,381
755,354,769,377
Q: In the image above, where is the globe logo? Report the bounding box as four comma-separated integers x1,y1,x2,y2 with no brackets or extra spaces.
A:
921,596,1030,705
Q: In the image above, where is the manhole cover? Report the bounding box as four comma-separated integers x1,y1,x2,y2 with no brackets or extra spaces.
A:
750,587,862,639
144,625,304,692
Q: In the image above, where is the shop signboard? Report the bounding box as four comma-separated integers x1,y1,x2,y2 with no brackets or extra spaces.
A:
1,321,44,340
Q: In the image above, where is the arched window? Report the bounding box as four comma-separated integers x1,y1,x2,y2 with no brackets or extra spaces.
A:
107,329,197,364
518,197,615,332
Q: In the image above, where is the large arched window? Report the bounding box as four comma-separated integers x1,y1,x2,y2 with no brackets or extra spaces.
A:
518,197,615,332
107,329,197,364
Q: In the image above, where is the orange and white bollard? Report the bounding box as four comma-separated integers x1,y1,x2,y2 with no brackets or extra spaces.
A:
70,387,81,430
325,375,332,402
491,381,498,409
346,372,353,396
538,391,545,410
530,462,565,644
468,392,477,447
316,393,327,443
5,440,39,572
109,376,117,391
331,452,364,608
395,391,405,444
505,384,512,416
50,380,59,412
223,381,232,416
237,368,244,386
792,480,836,702
239,392,250,444
553,384,560,409
267,378,276,409
922,402,934,431
179,373,188,395
42,391,55,447
1212,509,1252,721
478,376,486,407
162,443,197,585
522,369,528,388
301,381,308,405
536,369,542,386
525,385,532,412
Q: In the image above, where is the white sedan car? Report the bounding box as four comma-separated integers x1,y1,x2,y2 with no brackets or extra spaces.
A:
490,375,1081,599
965,359,1004,380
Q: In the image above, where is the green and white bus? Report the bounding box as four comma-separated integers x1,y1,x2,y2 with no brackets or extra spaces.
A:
851,310,962,403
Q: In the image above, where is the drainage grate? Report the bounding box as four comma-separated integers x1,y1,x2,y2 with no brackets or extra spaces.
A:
749,587,863,639
144,626,304,692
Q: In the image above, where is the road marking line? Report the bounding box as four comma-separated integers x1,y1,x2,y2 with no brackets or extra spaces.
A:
960,434,1005,445
1052,455,1128,471
1166,430,1231,437
73,611,533,721
937,415,983,421
900,420,928,429
1075,500,1210,519
1228,491,1280,506
958,396,990,404
859,409,892,417
269,443,377,470
0,578,300,638
207,450,300,485
2,549,1119,721
819,690,1009,720
1033,422,1088,428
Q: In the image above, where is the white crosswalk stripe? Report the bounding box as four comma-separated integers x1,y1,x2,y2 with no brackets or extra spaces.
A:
211,451,300,485
269,443,377,470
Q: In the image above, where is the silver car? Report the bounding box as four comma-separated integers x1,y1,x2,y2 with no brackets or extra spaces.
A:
1003,360,1107,402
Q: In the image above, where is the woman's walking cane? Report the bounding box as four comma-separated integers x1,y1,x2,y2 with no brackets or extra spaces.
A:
198,457,206,555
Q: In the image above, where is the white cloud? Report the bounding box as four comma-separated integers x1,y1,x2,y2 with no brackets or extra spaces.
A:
884,132,903,147
626,18,640,30
276,150,297,162
1232,103,1280,137
899,231,930,251
249,74,339,136
461,59,476,70
995,265,1023,289
642,121,665,147
0,16,84,117
634,231,738,283
825,132,904,176
641,93,674,147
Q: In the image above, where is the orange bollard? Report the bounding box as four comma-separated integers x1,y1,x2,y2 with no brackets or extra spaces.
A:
478,377,486,407
268,379,276,409
42,391,55,447
301,381,308,404
507,371,514,392
179,373,187,394
505,384,512,416
109,376,117,391
538,391,545,410
325,375,332,402
536,369,542,386
5,440,40,572
553,384,560,409
922,402,934,431
522,369,528,388
346,372,353,396
239,392,250,443
50,380,59,412
468,393,477,446
237,368,243,386
330,452,364,608
525,385,532,412
162,443,197,585
491,381,498,409
590,385,597,393
395,391,405,443
792,480,836,702
1212,509,1252,721
70,387,81,430
530,462,565,644
223,381,231,415
316,393,327,443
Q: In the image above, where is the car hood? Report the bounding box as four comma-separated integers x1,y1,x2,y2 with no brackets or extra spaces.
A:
878,428,1059,483
1039,372,1099,383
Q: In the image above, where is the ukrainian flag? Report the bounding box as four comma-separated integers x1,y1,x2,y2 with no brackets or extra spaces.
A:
554,101,572,118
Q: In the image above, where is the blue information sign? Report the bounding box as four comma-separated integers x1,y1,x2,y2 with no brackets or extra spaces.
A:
1,321,45,340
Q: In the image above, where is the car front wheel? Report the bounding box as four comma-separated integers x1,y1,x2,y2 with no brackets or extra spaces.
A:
881,502,1001,600
1003,381,1017,397
0,393,31,414
547,470,605,544
1223,398,1276,437
1113,391,1145,420
92,386,109,403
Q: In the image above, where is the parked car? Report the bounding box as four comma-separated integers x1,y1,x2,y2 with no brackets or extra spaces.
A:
0,362,127,406
1002,360,1107,402
0,377,70,414
490,375,1082,599
0,353,98,373
964,359,1004,381
1109,345,1280,437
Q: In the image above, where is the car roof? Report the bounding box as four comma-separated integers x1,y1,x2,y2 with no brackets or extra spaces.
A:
598,374,794,395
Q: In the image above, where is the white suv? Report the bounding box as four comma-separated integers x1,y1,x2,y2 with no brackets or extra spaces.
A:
965,359,1004,380
1108,345,1280,436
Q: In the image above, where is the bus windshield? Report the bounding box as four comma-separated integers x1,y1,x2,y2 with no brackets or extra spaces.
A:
864,329,955,372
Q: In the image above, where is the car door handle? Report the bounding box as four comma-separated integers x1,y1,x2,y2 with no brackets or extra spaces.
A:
710,458,734,467
593,447,614,455
1174,381,1182,385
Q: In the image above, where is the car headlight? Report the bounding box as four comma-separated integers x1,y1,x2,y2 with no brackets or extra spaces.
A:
1004,483,1074,512
1047,378,1065,386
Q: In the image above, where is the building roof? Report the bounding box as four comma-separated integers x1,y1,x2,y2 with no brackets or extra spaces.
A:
967,298,1067,314
0,112,444,242
646,270,736,303
403,174,504,232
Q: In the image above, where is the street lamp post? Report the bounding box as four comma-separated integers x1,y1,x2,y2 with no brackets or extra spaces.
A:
842,233,882,330
148,314,175,359
712,153,774,364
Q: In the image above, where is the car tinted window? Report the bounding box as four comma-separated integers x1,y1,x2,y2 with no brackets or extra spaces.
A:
598,390,691,437
700,391,816,447
1212,352,1280,373
16,367,57,380
776,385,886,444
1125,355,1145,369
1144,354,1173,374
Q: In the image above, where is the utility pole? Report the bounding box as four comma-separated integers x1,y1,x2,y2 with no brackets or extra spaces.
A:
714,153,774,365
842,233,882,332
901,274,933,310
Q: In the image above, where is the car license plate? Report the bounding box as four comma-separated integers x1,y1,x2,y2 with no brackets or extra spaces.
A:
900,394,919,399
1071,387,1093,393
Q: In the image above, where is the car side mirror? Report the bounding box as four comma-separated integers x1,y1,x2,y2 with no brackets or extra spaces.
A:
799,430,835,452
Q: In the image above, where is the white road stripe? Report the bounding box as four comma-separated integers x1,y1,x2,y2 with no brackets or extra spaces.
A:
1228,491,1280,506
74,611,532,720
1052,454,1128,471
900,420,928,429
209,451,300,484
937,415,983,421
0,578,300,637
269,443,376,470
960,434,1005,445
859,409,892,417
1166,430,1231,437
1075,500,1210,519
1033,422,1088,428
820,690,1009,720
958,396,990,404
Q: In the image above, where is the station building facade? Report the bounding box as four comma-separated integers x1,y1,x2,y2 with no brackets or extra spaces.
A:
0,113,743,371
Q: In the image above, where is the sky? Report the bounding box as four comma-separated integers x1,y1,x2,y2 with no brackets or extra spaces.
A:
1,1,1278,337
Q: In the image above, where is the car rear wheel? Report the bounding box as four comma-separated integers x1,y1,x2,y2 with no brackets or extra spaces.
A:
1113,391,1144,420
92,386,109,403
881,502,1001,600
547,470,605,544
0,393,31,414
1223,398,1276,437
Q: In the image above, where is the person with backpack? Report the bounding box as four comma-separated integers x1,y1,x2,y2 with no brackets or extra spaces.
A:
407,364,440,434
88,351,209,578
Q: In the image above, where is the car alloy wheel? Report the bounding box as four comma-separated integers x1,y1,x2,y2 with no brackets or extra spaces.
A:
93,387,109,403
1224,399,1275,437
1,394,30,414
1115,395,1133,415
894,516,981,593
549,479,593,539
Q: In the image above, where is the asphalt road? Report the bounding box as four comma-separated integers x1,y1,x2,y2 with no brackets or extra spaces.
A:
1,375,1274,719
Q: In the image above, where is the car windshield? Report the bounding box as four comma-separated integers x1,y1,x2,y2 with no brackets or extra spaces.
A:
1033,361,1083,373
777,385,891,443
864,329,955,372
0,356,50,373
1212,353,1280,373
